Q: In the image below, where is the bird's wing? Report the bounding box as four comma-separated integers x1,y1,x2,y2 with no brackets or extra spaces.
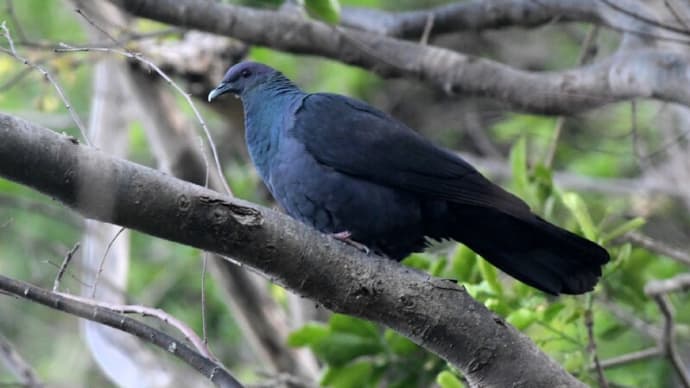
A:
292,93,531,217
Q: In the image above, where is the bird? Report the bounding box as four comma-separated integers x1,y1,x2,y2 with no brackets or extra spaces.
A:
208,61,610,295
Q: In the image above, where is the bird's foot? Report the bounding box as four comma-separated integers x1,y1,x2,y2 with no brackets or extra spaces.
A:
331,231,370,254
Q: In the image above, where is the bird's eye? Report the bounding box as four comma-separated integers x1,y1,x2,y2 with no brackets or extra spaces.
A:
241,69,251,78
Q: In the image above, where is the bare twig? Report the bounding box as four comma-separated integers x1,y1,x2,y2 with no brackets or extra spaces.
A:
544,25,599,167
599,0,690,36
630,99,647,170
75,8,121,45
664,0,690,31
54,43,232,196
653,294,690,388
419,13,434,46
53,242,81,291
0,23,91,145
0,332,43,388
4,0,27,42
600,298,661,340
0,274,242,388
56,291,216,360
91,226,126,297
624,232,690,266
584,295,608,388
201,251,209,344
596,347,661,369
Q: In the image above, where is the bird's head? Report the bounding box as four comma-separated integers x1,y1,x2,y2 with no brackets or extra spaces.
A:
207,62,277,102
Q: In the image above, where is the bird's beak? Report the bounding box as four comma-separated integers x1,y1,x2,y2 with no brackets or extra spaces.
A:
207,82,237,102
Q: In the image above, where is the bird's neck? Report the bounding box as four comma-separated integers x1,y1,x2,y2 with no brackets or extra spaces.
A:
242,77,305,183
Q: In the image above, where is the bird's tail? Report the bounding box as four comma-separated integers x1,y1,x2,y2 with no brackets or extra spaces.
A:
442,205,610,295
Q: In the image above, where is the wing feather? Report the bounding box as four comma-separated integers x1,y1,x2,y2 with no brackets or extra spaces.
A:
292,93,530,217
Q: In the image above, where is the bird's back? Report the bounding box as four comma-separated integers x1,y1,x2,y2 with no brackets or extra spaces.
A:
229,66,609,295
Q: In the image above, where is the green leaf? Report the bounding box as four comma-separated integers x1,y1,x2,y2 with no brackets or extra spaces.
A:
599,322,627,340
402,253,431,271
478,258,503,296
430,257,448,277
384,329,418,356
540,302,566,322
532,162,554,206
305,0,341,24
561,192,597,240
313,332,382,366
616,243,632,263
506,308,537,330
329,314,379,340
287,322,329,347
450,244,477,282
509,137,529,199
437,370,464,388
601,217,645,244
321,361,375,388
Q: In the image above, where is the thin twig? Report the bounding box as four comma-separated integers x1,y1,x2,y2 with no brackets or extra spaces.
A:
664,0,690,31
201,251,209,344
53,242,81,291
75,8,121,45
0,23,90,145
584,295,608,388
595,347,661,369
601,298,661,340
91,226,126,297
419,13,434,46
599,0,690,36
4,0,27,43
0,274,242,388
543,25,599,167
630,99,648,170
624,232,690,266
55,44,233,196
653,294,690,388
0,332,44,388
55,291,216,360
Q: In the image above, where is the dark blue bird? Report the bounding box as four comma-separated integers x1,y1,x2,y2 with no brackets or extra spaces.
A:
208,62,609,295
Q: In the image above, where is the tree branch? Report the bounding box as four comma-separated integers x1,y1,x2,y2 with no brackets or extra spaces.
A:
109,0,690,114
0,331,43,388
340,0,690,42
0,274,242,388
0,113,585,387
340,0,602,38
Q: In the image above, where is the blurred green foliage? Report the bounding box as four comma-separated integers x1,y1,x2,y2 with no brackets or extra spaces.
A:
0,0,688,388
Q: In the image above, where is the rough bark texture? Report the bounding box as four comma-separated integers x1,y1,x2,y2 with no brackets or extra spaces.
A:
110,0,690,114
0,113,586,387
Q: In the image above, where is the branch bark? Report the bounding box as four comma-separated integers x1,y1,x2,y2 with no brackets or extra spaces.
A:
110,0,690,114
0,274,242,388
0,113,587,386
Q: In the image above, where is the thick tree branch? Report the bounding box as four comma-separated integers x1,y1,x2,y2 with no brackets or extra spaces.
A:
340,0,686,41
0,113,585,387
341,0,602,38
110,0,690,114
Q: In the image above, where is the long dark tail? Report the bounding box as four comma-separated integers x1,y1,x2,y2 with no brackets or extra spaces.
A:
440,205,610,295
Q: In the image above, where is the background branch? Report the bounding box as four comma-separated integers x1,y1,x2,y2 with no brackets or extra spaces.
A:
0,273,242,388
111,0,690,114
